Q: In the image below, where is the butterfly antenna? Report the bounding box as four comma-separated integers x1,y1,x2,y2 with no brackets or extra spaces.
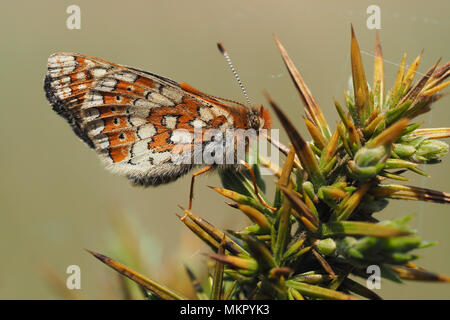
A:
217,42,251,105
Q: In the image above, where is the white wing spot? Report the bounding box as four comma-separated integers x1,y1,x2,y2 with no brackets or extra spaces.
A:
137,124,156,139
190,119,206,128
51,77,70,89
94,133,110,149
76,72,86,80
131,141,149,156
48,55,75,65
95,78,117,91
113,72,138,82
151,151,171,165
161,87,183,104
211,106,234,125
85,93,104,107
129,116,147,126
199,107,213,122
170,130,193,144
133,98,159,109
57,87,72,99
147,92,175,106
163,115,178,129
48,66,75,77
92,67,108,77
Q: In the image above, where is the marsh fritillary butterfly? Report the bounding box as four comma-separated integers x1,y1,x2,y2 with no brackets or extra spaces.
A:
44,52,272,208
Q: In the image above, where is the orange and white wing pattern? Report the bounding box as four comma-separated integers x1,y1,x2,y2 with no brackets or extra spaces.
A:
44,53,249,185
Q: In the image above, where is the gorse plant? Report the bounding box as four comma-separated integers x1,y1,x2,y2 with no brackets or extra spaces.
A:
89,27,450,300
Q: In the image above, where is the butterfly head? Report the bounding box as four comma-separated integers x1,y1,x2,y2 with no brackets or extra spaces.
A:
247,105,272,131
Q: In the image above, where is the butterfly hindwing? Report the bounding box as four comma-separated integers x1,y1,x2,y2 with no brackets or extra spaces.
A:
44,53,240,185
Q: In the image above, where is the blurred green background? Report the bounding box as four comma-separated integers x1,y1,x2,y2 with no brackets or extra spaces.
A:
0,0,449,299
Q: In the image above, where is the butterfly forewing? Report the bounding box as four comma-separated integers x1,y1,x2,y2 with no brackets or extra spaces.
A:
44,53,244,185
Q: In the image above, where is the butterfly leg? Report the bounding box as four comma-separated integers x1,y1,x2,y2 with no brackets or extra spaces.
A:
189,164,214,210
240,160,276,211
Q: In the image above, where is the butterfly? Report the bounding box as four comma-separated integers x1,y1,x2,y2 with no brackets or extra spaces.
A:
44,52,273,209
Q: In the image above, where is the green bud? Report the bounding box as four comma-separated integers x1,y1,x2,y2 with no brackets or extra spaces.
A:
394,137,449,163
413,140,449,163
388,252,417,263
318,186,347,200
383,236,422,252
392,143,415,157
240,224,264,235
315,238,337,256
318,186,347,209
356,145,388,167
302,181,315,200
349,145,389,180
334,218,427,266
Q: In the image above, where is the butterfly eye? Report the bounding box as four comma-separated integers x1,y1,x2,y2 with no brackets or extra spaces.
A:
247,111,260,130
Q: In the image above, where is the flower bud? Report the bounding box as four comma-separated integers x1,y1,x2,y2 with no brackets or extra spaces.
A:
392,143,416,158
413,140,449,163
348,145,389,180
394,136,449,163
315,238,337,256
302,181,315,200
